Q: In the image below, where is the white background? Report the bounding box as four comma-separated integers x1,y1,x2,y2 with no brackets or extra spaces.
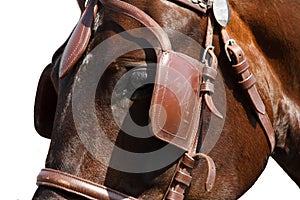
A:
0,0,299,199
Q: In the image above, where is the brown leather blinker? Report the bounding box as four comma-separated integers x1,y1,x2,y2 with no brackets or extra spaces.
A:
150,50,205,151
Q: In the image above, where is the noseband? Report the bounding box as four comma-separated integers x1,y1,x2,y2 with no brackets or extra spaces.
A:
36,0,275,199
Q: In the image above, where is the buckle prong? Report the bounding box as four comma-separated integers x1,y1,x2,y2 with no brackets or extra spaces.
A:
201,45,215,63
224,39,236,62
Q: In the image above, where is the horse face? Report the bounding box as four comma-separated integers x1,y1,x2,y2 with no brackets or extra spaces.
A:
33,3,211,197
35,1,298,199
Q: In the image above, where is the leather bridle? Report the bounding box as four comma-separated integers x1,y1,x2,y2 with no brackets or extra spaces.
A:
36,0,276,199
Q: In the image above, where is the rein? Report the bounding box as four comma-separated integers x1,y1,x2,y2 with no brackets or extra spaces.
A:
36,0,275,199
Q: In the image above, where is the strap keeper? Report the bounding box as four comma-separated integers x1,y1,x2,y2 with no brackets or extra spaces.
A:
182,154,195,169
239,73,256,90
174,169,193,186
166,189,184,200
232,59,249,75
202,66,217,80
200,82,214,94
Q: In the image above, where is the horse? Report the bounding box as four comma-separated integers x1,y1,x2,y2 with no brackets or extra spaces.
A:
33,0,300,199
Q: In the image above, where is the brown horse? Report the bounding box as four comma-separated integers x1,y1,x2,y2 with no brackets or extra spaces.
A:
33,0,300,199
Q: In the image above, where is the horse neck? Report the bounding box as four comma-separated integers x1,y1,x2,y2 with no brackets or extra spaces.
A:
265,68,300,185
230,0,300,100
228,2,300,186
269,80,300,186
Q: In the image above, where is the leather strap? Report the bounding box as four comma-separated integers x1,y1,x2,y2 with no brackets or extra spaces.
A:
165,154,196,200
221,28,275,152
201,13,223,119
59,0,98,78
99,0,172,51
60,0,209,79
164,13,217,200
192,153,216,191
60,0,173,78
37,168,137,200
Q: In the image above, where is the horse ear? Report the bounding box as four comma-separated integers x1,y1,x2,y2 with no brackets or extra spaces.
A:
34,64,57,139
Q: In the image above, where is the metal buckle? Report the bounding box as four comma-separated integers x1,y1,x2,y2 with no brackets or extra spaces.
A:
224,39,236,62
201,45,215,63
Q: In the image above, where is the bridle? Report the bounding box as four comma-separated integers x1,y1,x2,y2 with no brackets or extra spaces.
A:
36,0,276,199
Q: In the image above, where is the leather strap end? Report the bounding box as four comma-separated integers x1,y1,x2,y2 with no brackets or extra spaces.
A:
204,94,223,119
258,113,276,152
193,153,216,192
247,86,266,115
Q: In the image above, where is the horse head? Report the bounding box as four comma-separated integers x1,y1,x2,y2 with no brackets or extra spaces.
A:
33,0,300,199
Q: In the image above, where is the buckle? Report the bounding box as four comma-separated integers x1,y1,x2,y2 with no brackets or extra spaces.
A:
201,45,215,63
224,39,236,62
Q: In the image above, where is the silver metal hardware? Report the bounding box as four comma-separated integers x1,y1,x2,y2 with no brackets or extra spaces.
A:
201,45,215,63
213,0,230,26
224,39,236,62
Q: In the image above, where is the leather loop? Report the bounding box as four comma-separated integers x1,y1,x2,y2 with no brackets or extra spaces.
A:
239,73,256,90
166,189,184,200
200,81,215,94
181,154,195,169
174,170,193,186
233,59,249,75
202,66,217,80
